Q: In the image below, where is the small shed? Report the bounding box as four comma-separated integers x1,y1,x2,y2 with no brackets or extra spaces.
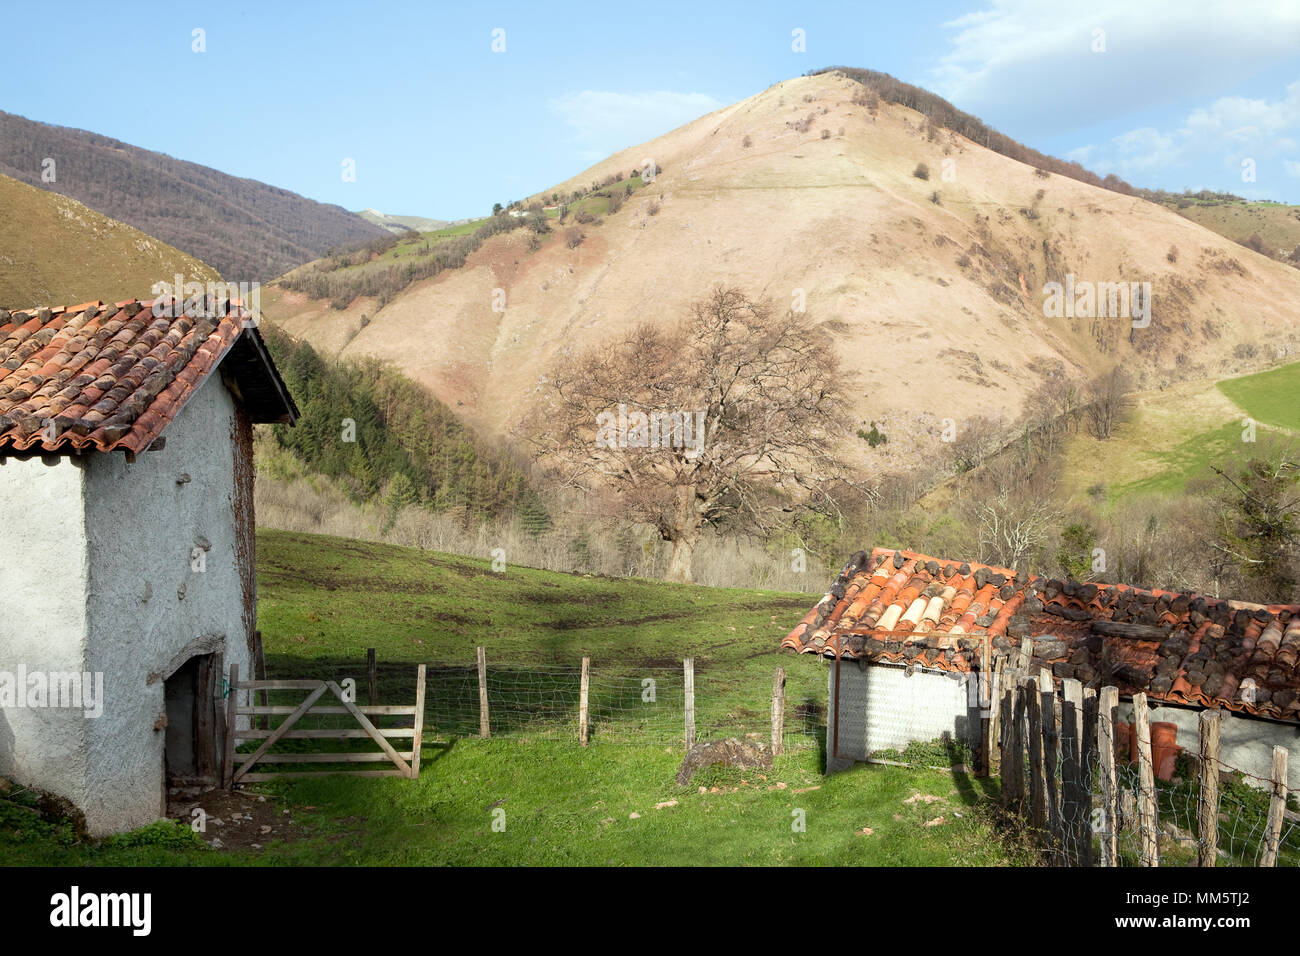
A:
0,295,297,834
784,547,1300,787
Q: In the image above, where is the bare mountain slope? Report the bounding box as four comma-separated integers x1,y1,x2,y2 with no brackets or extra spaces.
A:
264,72,1300,470
0,172,218,308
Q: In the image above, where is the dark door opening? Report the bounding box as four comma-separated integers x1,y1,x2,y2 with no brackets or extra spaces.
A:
163,653,218,785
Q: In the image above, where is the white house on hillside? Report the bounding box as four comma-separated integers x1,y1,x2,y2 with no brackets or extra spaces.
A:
0,294,297,835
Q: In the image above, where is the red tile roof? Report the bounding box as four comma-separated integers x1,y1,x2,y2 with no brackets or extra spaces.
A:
784,547,1300,723
0,297,296,455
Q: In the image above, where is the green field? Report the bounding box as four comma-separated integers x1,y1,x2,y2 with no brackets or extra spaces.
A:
1218,361,1300,431
1,529,1028,866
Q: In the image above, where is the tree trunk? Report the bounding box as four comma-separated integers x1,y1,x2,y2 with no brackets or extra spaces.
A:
667,534,698,583
664,485,701,583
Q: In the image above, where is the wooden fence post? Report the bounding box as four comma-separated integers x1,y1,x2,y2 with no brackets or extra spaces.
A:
1061,678,1089,866
1132,692,1160,866
1026,675,1047,834
684,658,695,750
1098,685,1119,867
1012,678,1027,812
367,647,378,707
999,681,1019,809
411,664,426,779
477,646,490,738
579,657,591,747
771,667,786,756
1197,709,1221,867
1017,637,1032,674
1039,669,1062,856
1261,745,1288,867
222,663,239,789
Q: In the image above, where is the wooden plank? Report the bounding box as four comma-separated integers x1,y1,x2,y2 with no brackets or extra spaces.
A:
771,667,786,756
234,683,327,783
987,656,1004,776
240,751,415,763
978,639,992,777
367,647,378,707
477,646,490,738
222,663,239,789
1132,692,1160,866
1017,637,1032,674
1097,686,1119,867
999,681,1016,809
237,705,416,715
1026,675,1047,834
238,770,409,781
195,653,216,778
1090,620,1172,640
1039,669,1062,857
325,681,412,776
1060,678,1087,866
212,650,225,780
684,657,695,750
232,680,330,690
235,728,417,740
1261,745,1288,867
579,657,591,747
1197,709,1221,867
411,664,426,779
1011,679,1026,812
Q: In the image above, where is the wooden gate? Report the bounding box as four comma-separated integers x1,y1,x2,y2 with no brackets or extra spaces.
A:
222,663,426,785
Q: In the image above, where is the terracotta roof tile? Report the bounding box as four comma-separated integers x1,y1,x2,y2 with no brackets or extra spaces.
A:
0,296,296,454
784,547,1300,721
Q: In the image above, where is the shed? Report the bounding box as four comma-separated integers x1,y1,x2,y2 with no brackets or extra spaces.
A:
783,547,1300,787
0,295,297,834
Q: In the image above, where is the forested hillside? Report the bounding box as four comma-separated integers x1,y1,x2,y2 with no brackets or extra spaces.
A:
262,327,544,526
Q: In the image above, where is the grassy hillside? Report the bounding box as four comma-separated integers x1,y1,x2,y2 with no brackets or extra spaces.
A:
1,528,1027,866
0,172,219,307
0,110,387,282
1142,191,1300,260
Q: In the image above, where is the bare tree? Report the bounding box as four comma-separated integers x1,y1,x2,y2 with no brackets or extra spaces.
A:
524,286,861,582
1085,366,1133,440
970,457,1061,570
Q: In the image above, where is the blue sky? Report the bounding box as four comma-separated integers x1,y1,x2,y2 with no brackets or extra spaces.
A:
3,0,1298,218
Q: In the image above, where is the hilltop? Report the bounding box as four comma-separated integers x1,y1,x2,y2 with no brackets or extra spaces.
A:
0,110,387,282
263,71,1300,476
0,172,219,308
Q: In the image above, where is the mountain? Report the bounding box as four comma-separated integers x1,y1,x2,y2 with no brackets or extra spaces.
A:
0,172,218,308
261,70,1300,472
0,110,387,283
356,209,450,234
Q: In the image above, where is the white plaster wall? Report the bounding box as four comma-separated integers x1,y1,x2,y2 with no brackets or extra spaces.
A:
827,660,980,771
1118,701,1300,793
0,455,92,815
79,373,252,835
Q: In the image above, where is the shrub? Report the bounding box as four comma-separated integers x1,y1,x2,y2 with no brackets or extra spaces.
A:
1166,245,1178,264
742,134,752,148
913,162,930,180
820,129,831,139
647,201,661,216
857,422,888,447
930,191,941,204
606,191,625,214
565,227,584,249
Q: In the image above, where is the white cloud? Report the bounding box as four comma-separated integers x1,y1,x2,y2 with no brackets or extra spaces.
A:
1072,82,1300,186
932,0,1300,132
547,90,725,158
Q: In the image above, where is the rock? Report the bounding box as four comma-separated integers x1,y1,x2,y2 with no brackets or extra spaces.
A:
676,738,772,786
923,816,946,827
629,812,641,819
654,800,678,810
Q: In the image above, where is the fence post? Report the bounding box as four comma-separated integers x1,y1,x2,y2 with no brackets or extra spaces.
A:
1039,669,1062,857
254,630,270,730
1026,675,1047,835
1012,678,1027,812
1132,692,1160,866
999,681,1019,809
367,647,378,707
1017,637,1032,674
411,665,426,779
684,658,696,750
477,646,490,738
1197,709,1221,867
771,667,786,756
1061,678,1089,866
579,657,591,747
1261,745,1288,867
222,663,239,789
1098,685,1119,867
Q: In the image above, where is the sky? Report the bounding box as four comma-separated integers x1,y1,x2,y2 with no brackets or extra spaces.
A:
3,0,1299,219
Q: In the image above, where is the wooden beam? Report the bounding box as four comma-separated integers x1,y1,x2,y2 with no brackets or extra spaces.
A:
477,646,490,738
684,658,695,750
1197,709,1221,867
222,663,238,789
1039,669,1062,858
1090,620,1172,641
1026,675,1047,835
1061,678,1089,866
579,657,591,747
411,664,426,779
771,667,786,756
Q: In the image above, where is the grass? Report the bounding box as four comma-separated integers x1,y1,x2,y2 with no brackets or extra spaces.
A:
1218,361,1300,431
3,527,1029,866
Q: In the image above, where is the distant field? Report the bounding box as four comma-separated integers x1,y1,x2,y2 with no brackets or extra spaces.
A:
1217,361,1300,431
